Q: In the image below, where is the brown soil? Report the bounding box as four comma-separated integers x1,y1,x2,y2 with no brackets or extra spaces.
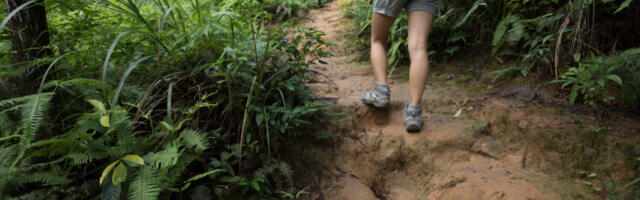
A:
292,1,640,199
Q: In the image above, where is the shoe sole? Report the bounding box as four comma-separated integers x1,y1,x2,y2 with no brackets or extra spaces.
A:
362,98,389,108
406,124,422,132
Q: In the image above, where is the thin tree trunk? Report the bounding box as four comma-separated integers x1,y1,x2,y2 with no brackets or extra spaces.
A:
4,0,51,94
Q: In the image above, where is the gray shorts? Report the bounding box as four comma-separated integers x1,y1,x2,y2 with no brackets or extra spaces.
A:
373,0,439,18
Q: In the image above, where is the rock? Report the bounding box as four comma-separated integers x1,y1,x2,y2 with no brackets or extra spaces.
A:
471,138,505,159
499,84,556,103
333,177,379,200
466,106,474,111
518,120,529,131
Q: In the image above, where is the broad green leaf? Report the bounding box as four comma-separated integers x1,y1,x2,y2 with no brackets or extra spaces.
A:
584,181,593,186
605,74,622,85
100,160,120,185
101,174,121,200
100,115,110,128
614,0,633,14
250,180,260,191
492,17,509,46
569,86,579,105
123,154,145,165
454,0,486,28
160,121,175,132
185,169,225,183
88,99,107,114
588,172,597,178
112,163,128,185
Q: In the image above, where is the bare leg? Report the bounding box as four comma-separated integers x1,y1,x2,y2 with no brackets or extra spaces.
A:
407,11,434,105
371,13,396,84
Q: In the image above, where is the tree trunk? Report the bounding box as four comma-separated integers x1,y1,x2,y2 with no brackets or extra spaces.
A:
4,0,51,94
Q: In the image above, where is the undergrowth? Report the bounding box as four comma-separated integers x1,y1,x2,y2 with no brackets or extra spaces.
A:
0,0,330,199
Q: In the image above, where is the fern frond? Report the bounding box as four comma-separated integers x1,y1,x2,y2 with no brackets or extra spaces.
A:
42,78,103,91
144,146,180,169
279,161,292,178
620,47,640,58
11,172,70,186
68,151,110,165
0,145,17,166
179,129,209,151
19,92,53,139
128,167,161,200
0,94,35,109
168,154,196,179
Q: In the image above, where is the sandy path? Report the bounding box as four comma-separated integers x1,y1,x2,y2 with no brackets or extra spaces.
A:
297,1,595,199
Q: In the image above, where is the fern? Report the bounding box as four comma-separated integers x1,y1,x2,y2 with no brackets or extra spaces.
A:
168,154,197,180
128,167,161,200
19,92,54,139
0,93,38,108
144,146,181,169
68,151,110,165
454,0,487,28
179,129,210,152
11,172,71,186
42,78,104,91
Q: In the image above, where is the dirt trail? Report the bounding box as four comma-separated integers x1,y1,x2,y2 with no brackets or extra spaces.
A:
295,1,638,199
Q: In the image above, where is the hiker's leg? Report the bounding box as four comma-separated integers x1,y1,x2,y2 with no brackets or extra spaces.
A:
407,10,434,105
371,13,396,84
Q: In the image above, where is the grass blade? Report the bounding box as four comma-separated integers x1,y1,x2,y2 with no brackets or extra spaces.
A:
38,51,78,94
103,32,130,96
111,56,152,107
167,82,173,123
0,0,38,31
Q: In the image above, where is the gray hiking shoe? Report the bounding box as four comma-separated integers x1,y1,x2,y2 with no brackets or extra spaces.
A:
405,103,423,132
362,83,390,108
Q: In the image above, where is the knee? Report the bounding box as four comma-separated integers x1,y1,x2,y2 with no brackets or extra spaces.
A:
371,35,387,46
408,42,427,58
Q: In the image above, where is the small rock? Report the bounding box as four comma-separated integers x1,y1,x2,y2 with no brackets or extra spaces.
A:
465,106,474,111
518,120,529,130
334,177,379,200
447,74,456,80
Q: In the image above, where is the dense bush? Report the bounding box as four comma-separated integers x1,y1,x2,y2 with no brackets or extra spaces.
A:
0,0,328,199
343,0,640,109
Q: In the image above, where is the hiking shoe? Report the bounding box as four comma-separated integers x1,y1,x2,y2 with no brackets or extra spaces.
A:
405,103,423,132
362,83,390,108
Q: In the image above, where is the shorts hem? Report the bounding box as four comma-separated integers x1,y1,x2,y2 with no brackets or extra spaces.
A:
406,7,438,16
373,9,400,18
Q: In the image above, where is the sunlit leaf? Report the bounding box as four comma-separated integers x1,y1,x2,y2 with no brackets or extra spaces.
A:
100,160,120,185
112,163,128,185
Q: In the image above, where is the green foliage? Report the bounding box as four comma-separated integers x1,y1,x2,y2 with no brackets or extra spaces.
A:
0,0,329,199
555,50,638,106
